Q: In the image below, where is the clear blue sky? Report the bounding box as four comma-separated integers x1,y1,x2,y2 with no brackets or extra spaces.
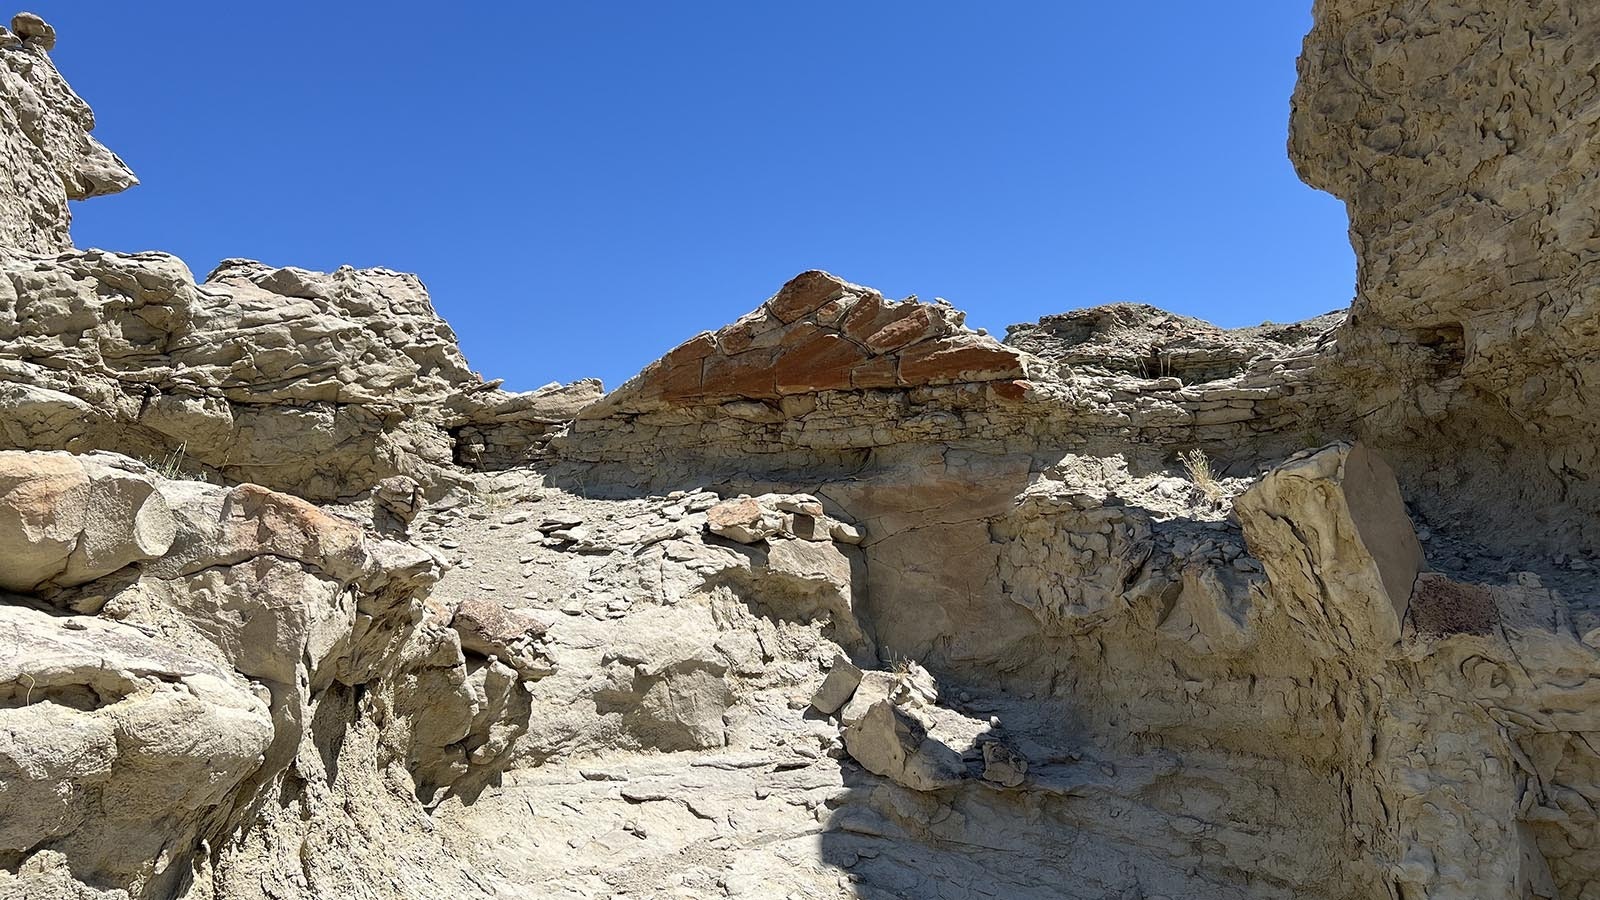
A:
40,2,1351,392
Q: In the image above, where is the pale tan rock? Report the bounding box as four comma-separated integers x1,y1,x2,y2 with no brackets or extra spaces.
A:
10,13,53,50
149,480,369,582
0,850,127,900
4,7,1600,899
0,18,132,254
0,605,272,897
842,699,965,792
1290,0,1600,554
809,654,862,715
374,474,423,532
1235,442,1423,652
0,451,175,592
0,245,597,501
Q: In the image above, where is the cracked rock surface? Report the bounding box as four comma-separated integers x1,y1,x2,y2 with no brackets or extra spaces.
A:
2,6,1600,900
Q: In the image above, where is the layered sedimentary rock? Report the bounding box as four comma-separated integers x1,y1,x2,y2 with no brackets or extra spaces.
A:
1291,0,1600,553
0,249,598,501
1005,302,1345,383
0,451,540,900
0,12,133,255
3,6,1600,900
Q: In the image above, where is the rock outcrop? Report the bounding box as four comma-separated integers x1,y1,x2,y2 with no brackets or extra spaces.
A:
3,7,1600,900
1291,0,1600,554
592,271,1028,413
0,13,133,255
0,248,600,501
0,450,175,592
0,451,547,899
1005,302,1345,384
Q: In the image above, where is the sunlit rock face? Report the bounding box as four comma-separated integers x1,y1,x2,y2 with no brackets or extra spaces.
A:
1292,0,1600,554
2,6,1600,900
0,15,135,255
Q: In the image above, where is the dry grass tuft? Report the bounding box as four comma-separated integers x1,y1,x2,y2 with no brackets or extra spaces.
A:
1181,448,1224,505
151,442,188,480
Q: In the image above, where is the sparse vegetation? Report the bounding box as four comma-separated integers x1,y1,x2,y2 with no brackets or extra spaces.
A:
1137,350,1175,380
151,441,188,480
476,487,515,513
1181,448,1224,505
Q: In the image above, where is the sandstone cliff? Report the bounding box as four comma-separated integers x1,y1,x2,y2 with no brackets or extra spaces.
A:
2,7,1598,900
1291,0,1600,554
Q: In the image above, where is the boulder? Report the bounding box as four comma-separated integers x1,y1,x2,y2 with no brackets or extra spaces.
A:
706,493,865,548
842,699,965,792
452,598,555,679
810,655,863,715
981,741,1029,788
1235,442,1424,653
706,496,782,544
373,474,423,535
10,12,55,50
0,606,272,895
838,664,938,727
0,451,175,592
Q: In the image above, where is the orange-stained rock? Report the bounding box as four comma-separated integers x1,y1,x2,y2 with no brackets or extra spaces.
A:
898,338,1025,386
706,496,763,534
225,483,370,577
659,333,717,366
865,306,942,354
840,294,904,343
815,296,855,326
653,359,706,402
599,273,1028,410
151,479,373,583
718,311,784,355
766,271,849,324
774,326,868,394
636,334,716,400
702,348,780,400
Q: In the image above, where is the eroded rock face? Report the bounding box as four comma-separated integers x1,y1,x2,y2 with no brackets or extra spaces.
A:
1235,441,1424,653
0,247,601,500
1291,0,1600,554
0,36,599,502
0,451,175,592
1005,302,1345,384
0,452,540,899
0,605,272,895
0,17,135,256
4,5,1600,900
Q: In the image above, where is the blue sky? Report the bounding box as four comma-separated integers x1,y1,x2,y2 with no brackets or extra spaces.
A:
41,2,1351,392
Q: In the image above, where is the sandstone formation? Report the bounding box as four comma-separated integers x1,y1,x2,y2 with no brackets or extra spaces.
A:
3,8,1599,900
1291,0,1600,554
0,247,600,501
0,12,130,255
